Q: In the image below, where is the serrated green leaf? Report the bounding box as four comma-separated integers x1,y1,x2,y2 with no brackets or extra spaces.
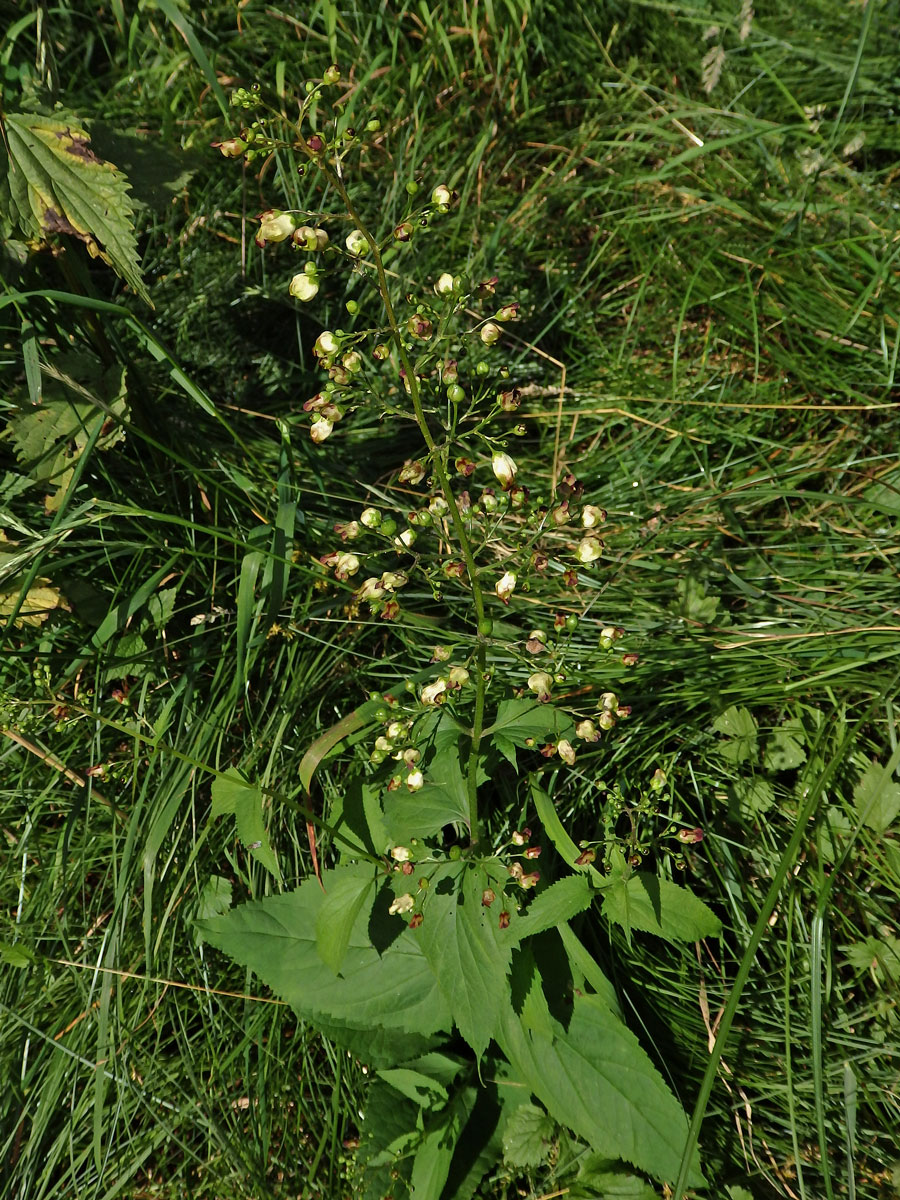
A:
376,1066,449,1109
315,869,376,974
602,873,721,944
572,1167,659,1199
497,979,703,1186
841,936,900,982
197,871,452,1036
484,698,575,747
513,875,596,943
384,743,472,842
852,759,900,834
674,573,719,624
416,863,515,1058
712,705,757,763
209,769,279,877
729,776,774,819
492,732,518,769
194,875,232,925
501,1103,555,1168
409,1085,479,1200
2,111,150,304
764,726,807,772
0,942,37,968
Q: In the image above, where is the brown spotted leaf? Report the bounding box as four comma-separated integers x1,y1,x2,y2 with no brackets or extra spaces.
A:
1,111,150,304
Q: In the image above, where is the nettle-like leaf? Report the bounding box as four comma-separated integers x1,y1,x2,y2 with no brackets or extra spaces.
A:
209,770,281,880
1,111,150,304
512,874,596,944
602,872,721,945
6,352,130,511
497,958,704,1186
416,862,519,1059
501,1103,556,1168
197,867,452,1037
484,699,575,762
384,742,471,843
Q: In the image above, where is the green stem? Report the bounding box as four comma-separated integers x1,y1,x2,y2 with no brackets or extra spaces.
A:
309,146,487,845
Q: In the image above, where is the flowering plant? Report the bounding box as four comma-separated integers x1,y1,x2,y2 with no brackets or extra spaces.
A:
200,69,718,1196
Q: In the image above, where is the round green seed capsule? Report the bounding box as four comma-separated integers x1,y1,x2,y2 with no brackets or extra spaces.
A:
447,384,465,404
345,300,359,315
476,361,490,376
374,706,390,722
478,617,493,637
566,615,579,632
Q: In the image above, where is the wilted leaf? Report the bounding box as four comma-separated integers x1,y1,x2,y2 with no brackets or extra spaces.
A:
1,111,150,303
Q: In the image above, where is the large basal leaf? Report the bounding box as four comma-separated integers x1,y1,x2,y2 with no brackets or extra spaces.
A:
416,863,517,1059
197,868,452,1037
497,964,703,1186
602,873,721,944
2,111,150,304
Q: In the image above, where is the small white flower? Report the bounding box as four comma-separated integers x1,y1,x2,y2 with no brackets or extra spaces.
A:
495,571,517,603
575,719,599,742
389,892,415,915
290,271,320,302
480,322,501,346
396,528,417,549
576,536,603,564
314,330,339,357
406,770,424,792
310,416,333,442
256,209,295,246
345,229,368,256
390,846,412,862
380,571,408,591
581,505,606,529
357,577,386,601
599,692,618,711
491,451,517,489
434,272,456,296
420,679,447,705
528,672,553,701
557,739,576,765
431,184,452,207
360,507,382,528
334,553,360,580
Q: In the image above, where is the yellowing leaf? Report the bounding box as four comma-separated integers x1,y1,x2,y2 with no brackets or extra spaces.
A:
1,111,150,304
0,541,64,626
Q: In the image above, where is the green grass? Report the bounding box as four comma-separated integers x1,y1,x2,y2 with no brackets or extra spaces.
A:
2,0,900,1196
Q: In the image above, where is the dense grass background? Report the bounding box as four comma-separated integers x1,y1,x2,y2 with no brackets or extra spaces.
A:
2,0,900,1196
